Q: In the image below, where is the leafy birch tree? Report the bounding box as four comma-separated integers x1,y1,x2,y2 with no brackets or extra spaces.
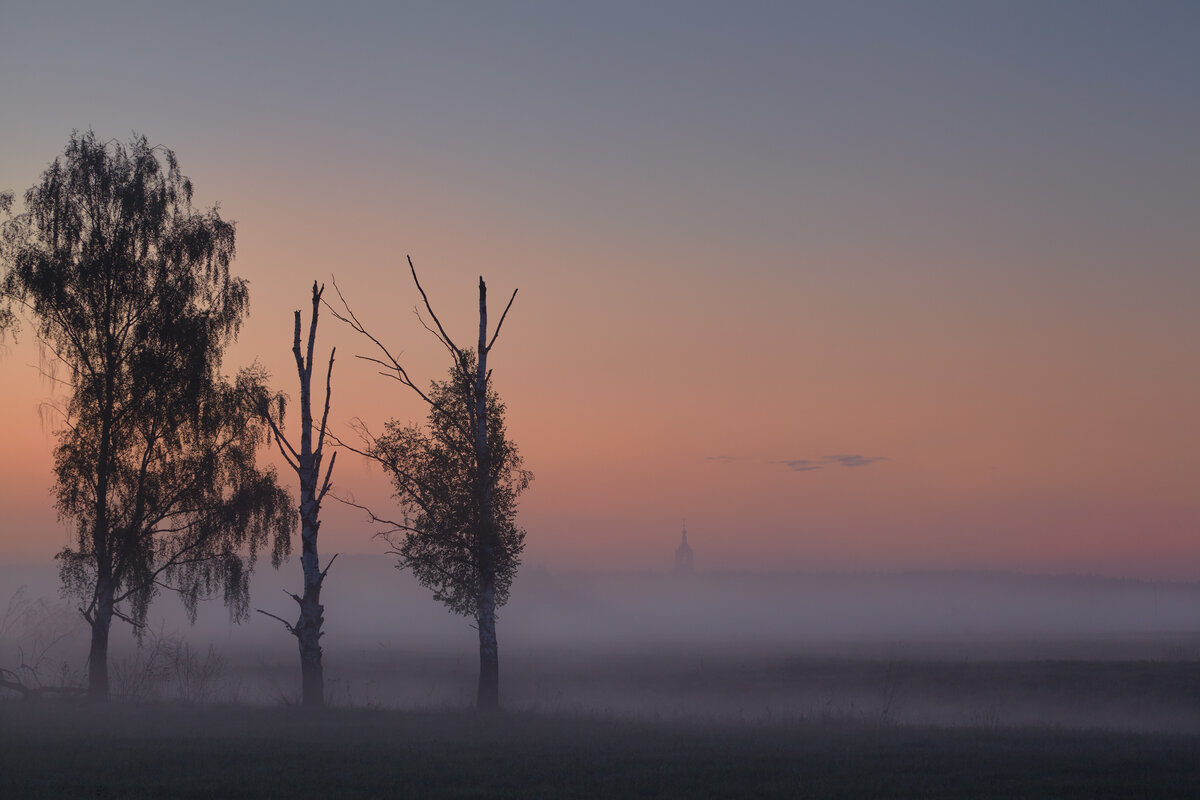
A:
331,258,530,710
0,131,292,701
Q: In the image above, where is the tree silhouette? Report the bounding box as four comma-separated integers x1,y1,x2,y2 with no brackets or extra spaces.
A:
331,258,529,709
250,281,337,707
0,131,292,701
369,353,529,619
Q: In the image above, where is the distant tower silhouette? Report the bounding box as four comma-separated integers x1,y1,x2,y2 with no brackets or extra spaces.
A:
674,523,694,574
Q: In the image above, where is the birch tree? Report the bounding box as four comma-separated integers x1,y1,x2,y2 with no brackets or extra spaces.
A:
331,258,529,709
0,131,292,701
250,281,337,707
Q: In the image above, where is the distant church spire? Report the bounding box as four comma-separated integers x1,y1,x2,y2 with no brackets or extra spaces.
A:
674,522,694,574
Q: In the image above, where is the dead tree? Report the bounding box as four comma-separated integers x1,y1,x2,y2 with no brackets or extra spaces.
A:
253,281,337,707
330,257,524,710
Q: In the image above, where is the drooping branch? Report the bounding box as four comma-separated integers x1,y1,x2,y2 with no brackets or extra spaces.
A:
259,408,300,472
332,493,412,537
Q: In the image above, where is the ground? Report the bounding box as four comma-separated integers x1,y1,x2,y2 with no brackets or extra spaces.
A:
1,702,1198,799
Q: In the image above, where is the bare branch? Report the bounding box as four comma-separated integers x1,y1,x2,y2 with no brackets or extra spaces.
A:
485,287,519,352
324,425,376,462
253,390,300,469
413,307,461,361
291,308,305,383
327,277,436,407
110,607,145,629
256,608,296,635
319,552,340,581
305,281,324,383
0,667,87,699
326,421,448,523
316,450,337,506
270,427,301,472
315,346,335,456
407,255,462,359
0,668,29,698
333,493,409,533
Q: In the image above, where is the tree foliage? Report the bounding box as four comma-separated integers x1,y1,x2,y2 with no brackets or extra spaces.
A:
331,263,529,708
53,368,292,626
0,131,291,673
370,351,531,617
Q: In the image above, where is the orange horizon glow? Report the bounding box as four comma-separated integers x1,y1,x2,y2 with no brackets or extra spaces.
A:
1,4,1197,581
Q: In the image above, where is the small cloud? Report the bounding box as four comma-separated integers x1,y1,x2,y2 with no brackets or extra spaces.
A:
823,454,889,468
775,459,823,472
705,455,737,464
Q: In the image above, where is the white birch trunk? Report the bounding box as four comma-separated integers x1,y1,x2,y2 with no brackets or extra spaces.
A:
292,284,332,708
474,277,501,710
260,282,335,708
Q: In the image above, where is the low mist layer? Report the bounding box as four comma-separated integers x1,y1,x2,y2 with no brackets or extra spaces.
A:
4,557,1198,731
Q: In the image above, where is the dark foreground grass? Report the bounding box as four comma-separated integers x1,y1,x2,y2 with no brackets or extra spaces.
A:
1,702,1197,799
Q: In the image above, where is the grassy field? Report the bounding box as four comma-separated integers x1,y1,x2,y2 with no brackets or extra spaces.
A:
216,647,1200,732
2,702,1198,799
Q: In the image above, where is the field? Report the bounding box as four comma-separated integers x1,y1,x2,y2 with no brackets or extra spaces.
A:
2,701,1198,799
3,567,1198,796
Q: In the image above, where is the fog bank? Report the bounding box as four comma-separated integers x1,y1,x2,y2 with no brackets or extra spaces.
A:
3,557,1197,731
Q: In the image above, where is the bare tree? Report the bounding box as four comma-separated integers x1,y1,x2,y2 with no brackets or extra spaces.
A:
0,586,86,700
250,281,337,707
330,257,528,710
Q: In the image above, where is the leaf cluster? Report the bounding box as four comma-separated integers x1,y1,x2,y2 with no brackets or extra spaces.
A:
372,351,532,618
0,131,294,628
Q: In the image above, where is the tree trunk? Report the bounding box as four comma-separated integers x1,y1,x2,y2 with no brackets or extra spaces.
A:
89,390,115,702
474,276,501,711
289,284,333,709
476,576,499,710
87,584,114,701
296,519,325,707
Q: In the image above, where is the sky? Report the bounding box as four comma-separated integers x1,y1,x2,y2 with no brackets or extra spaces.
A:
0,1,1197,578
